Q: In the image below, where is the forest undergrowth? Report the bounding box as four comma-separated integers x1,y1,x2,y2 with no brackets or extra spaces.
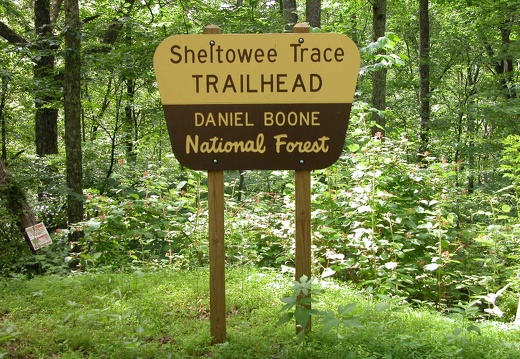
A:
1,268,520,358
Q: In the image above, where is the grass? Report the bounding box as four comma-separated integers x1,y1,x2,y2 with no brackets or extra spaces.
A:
1,267,520,358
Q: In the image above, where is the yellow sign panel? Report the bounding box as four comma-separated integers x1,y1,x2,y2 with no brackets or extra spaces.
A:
153,33,360,105
154,33,360,170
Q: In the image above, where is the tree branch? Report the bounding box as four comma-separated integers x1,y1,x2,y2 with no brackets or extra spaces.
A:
0,21,28,44
102,0,137,45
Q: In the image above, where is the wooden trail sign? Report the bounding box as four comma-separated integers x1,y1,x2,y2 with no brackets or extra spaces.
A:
154,24,360,343
153,27,360,171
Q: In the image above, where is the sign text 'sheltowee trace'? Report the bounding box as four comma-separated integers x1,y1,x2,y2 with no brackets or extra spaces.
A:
153,33,360,170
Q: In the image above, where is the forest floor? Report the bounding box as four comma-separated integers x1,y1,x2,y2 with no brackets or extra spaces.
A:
1,268,520,358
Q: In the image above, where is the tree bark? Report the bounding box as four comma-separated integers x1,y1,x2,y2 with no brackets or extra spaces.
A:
371,0,387,137
0,73,8,161
237,170,245,201
101,0,136,46
0,4,60,157
64,0,84,229
51,0,64,24
306,0,321,28
124,78,137,164
34,0,59,156
418,0,430,162
499,23,515,99
465,66,479,194
123,30,138,164
282,0,298,31
0,22,28,44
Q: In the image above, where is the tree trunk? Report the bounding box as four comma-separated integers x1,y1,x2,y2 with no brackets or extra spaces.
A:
306,0,321,28
0,159,37,252
101,0,136,46
282,0,298,31
0,2,61,157
500,24,515,99
0,73,8,161
237,170,245,201
123,30,137,164
51,0,64,24
371,0,387,137
64,0,84,230
1,9,59,157
34,0,59,156
418,0,430,162
124,78,137,164
465,66,479,194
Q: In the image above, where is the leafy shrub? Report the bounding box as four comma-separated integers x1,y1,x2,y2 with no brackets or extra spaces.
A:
308,125,479,308
75,165,209,271
0,207,32,276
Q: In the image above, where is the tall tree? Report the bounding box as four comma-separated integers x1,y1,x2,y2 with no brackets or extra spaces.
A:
0,0,60,157
418,0,430,161
122,21,138,164
123,76,138,164
0,72,8,161
489,17,517,99
282,0,298,31
371,0,387,136
64,0,83,228
306,0,321,28
34,0,59,156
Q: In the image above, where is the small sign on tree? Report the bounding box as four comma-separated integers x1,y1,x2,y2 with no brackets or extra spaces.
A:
25,223,52,251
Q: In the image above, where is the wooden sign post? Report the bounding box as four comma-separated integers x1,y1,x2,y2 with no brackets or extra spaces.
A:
293,23,312,333
153,24,360,342
204,22,226,345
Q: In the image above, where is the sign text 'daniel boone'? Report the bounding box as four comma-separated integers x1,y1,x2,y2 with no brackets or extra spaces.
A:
154,33,360,170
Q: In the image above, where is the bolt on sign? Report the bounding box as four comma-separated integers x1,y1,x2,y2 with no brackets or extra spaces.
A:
154,33,360,170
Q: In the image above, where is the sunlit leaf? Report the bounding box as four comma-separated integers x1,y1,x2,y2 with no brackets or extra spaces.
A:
424,263,440,271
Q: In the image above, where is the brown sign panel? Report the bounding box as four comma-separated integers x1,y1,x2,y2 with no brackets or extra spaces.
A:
154,33,360,170
163,103,352,170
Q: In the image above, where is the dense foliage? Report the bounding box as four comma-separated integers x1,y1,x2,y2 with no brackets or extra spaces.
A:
1,0,519,324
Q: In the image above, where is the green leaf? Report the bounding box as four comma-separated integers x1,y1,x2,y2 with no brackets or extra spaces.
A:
299,297,313,306
452,328,462,336
280,302,295,312
343,317,364,328
347,143,360,152
276,312,293,326
308,309,322,316
297,274,309,284
501,204,511,213
321,267,336,278
280,296,297,304
466,324,481,335
338,302,357,315
176,181,187,190
384,261,398,270
294,307,310,329
424,263,440,271
375,302,390,312
357,205,374,213
322,316,341,333
136,326,144,335
63,313,73,323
